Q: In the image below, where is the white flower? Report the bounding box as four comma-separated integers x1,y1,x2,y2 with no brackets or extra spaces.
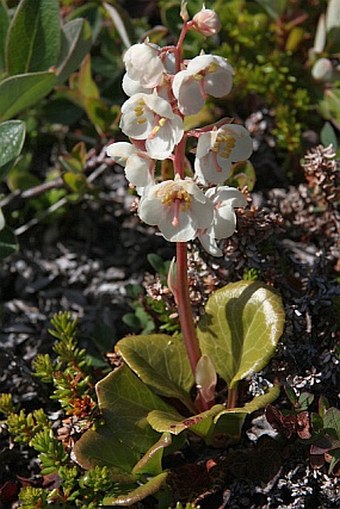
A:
192,8,222,37
106,141,155,194
198,186,247,257
119,93,184,160
138,177,214,242
123,43,165,88
172,54,233,115
122,73,153,96
194,124,253,185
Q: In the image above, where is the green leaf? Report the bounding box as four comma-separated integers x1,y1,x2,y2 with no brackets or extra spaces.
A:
73,365,172,472
0,207,4,230
147,253,167,275
0,0,9,70
0,226,18,259
197,281,285,388
147,404,225,437
132,433,172,475
326,0,340,33
321,122,338,150
323,407,340,439
319,89,340,125
6,0,61,75
78,54,99,99
0,71,56,122
206,385,280,445
103,2,132,49
0,120,25,178
62,172,87,194
116,334,195,411
102,472,168,506
56,18,92,85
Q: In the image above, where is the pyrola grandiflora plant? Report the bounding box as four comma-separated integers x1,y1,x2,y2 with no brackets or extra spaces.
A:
107,3,253,410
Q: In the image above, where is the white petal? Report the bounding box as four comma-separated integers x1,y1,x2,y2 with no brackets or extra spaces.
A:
106,142,137,166
146,115,184,159
119,109,153,139
170,114,185,144
195,152,230,185
203,68,233,97
143,94,174,118
198,228,223,257
213,205,237,239
159,206,197,242
222,125,253,161
196,131,217,158
122,74,152,96
138,194,163,225
125,154,154,187
211,187,247,208
123,43,164,88
172,71,204,115
186,54,215,74
191,198,214,229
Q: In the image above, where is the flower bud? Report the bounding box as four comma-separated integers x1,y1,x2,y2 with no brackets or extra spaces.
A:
192,8,221,37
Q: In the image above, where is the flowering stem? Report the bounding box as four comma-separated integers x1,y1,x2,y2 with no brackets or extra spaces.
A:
227,386,238,409
175,21,193,72
173,135,202,379
176,242,201,375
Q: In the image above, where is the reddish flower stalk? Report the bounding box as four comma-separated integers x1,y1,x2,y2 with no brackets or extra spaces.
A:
173,136,202,377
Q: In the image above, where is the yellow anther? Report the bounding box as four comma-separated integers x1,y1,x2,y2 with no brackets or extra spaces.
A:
158,117,167,127
207,62,219,73
134,106,144,117
152,125,160,135
212,132,236,158
157,184,192,209
137,118,147,124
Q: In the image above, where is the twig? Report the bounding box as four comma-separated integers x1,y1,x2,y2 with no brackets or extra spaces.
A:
13,162,110,236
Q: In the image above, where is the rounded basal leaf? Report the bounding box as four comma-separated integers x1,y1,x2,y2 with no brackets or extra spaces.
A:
147,404,224,437
73,365,172,472
132,433,172,475
197,281,285,388
116,334,195,411
102,472,168,507
0,120,25,176
6,0,61,75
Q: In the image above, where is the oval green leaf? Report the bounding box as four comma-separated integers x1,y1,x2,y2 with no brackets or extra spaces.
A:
197,281,285,388
0,120,25,177
116,334,195,411
73,365,171,472
56,18,92,85
0,71,56,122
5,0,61,75
102,472,168,507
132,433,172,475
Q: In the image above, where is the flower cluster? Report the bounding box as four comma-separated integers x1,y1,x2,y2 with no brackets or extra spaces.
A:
107,7,253,256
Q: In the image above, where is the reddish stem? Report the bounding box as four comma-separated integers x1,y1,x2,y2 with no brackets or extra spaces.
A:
173,136,201,377
176,242,201,374
175,21,193,72
227,386,238,409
